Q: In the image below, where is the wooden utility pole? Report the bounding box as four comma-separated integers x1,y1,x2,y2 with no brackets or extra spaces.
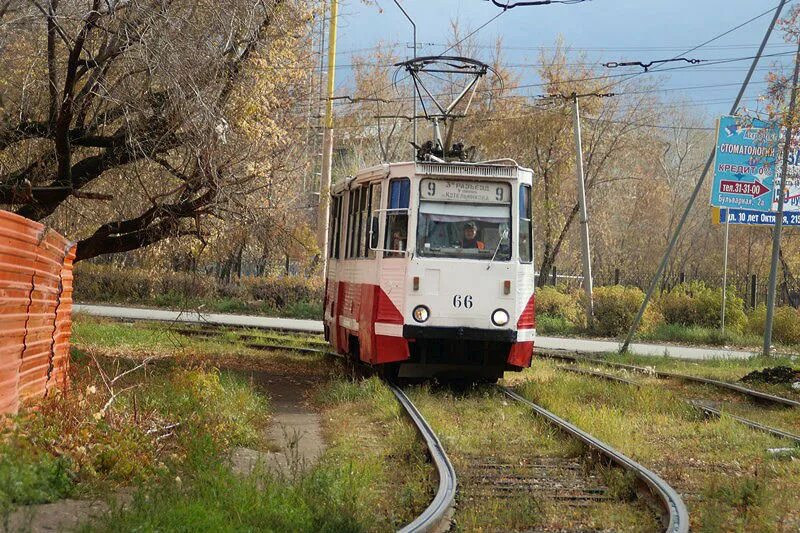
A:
316,0,338,267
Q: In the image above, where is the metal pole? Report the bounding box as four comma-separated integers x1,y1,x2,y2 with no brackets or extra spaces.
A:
393,0,416,160
721,209,730,333
621,1,787,352
316,0,339,268
764,37,800,357
572,93,594,325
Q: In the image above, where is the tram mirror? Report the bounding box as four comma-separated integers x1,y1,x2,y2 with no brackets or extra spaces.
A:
369,217,380,249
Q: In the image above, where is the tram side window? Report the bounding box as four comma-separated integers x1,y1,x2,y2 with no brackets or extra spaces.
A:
367,182,382,259
519,184,532,263
346,188,361,259
329,195,342,259
384,178,410,257
358,185,370,258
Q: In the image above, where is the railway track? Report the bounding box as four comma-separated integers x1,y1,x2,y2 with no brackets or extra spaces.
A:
499,386,689,533
539,349,800,408
391,382,686,532
168,325,685,531
389,384,457,533
552,363,800,447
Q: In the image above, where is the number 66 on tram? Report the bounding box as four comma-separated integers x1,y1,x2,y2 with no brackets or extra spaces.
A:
323,160,535,382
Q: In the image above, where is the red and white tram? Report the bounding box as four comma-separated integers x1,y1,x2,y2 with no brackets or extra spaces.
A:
323,159,535,381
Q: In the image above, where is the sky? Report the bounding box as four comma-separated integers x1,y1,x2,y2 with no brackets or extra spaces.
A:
327,0,798,125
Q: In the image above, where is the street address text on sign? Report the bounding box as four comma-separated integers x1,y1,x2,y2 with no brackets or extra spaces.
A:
711,115,779,212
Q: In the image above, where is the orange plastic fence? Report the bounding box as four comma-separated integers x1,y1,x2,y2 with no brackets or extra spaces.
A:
0,209,75,415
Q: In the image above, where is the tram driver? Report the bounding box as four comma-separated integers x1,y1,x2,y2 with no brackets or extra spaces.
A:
461,221,485,250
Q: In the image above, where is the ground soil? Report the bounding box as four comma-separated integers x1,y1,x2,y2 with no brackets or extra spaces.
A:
740,366,800,385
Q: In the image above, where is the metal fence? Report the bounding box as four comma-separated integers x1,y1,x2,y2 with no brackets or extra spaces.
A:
0,210,75,415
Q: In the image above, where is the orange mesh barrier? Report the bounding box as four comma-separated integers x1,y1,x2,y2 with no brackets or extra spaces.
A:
0,209,75,415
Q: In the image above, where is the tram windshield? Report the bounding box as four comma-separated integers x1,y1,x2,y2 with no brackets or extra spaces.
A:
416,179,512,261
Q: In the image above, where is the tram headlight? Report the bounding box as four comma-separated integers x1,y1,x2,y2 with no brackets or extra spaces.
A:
491,309,510,327
413,305,430,323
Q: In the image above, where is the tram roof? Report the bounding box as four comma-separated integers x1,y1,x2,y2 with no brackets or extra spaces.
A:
330,160,533,195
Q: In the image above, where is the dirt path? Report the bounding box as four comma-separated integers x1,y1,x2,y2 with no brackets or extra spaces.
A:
230,369,328,478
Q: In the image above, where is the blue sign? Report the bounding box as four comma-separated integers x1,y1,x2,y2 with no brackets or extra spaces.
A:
719,208,800,227
711,116,779,212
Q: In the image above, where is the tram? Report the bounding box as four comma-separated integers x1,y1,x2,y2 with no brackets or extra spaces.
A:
323,159,535,381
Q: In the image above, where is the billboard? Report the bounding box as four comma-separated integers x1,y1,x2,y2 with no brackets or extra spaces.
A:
711,115,779,212
773,144,800,212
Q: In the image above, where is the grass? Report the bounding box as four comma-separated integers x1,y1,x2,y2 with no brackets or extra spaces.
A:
7,315,433,531
1,349,270,529
93,373,437,532
315,375,435,530
401,384,659,532
638,323,763,347
71,315,326,367
509,360,800,531
82,436,372,533
605,352,800,401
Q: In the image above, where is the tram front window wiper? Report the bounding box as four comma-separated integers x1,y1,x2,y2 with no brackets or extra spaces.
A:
487,227,510,271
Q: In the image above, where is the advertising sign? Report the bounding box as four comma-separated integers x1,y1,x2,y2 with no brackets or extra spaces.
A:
714,207,800,227
773,143,800,212
711,116,779,212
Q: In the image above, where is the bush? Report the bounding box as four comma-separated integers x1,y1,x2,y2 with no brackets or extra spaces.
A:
241,275,324,309
589,286,662,337
657,281,746,333
747,305,800,345
535,286,580,324
73,263,324,318
73,264,154,302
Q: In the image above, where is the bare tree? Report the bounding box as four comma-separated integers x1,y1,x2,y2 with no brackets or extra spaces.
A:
0,0,312,262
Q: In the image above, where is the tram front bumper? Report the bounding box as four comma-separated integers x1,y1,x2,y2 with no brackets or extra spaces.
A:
403,325,516,343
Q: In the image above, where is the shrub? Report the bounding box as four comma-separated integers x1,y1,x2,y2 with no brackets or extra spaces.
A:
73,264,324,317
73,263,154,302
747,305,800,345
535,286,580,324
156,271,217,301
241,276,324,308
657,282,746,333
589,286,662,337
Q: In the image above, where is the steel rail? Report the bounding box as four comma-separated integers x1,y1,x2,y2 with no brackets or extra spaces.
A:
389,384,457,533
552,363,800,447
540,349,800,408
499,385,689,533
689,400,800,446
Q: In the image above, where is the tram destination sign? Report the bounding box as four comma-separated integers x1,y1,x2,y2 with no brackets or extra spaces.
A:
714,207,800,227
711,115,779,212
420,179,511,204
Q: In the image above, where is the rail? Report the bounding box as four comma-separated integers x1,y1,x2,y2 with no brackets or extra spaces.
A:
540,349,800,408
389,384,457,533
551,363,800,447
499,385,689,533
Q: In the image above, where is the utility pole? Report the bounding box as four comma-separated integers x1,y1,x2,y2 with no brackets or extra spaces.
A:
316,0,338,267
393,0,416,160
764,37,800,357
620,0,787,353
571,92,594,325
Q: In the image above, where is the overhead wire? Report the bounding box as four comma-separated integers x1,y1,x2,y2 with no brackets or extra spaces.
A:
593,0,794,95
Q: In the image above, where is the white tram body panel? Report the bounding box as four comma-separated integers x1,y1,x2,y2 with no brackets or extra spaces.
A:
324,160,536,380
